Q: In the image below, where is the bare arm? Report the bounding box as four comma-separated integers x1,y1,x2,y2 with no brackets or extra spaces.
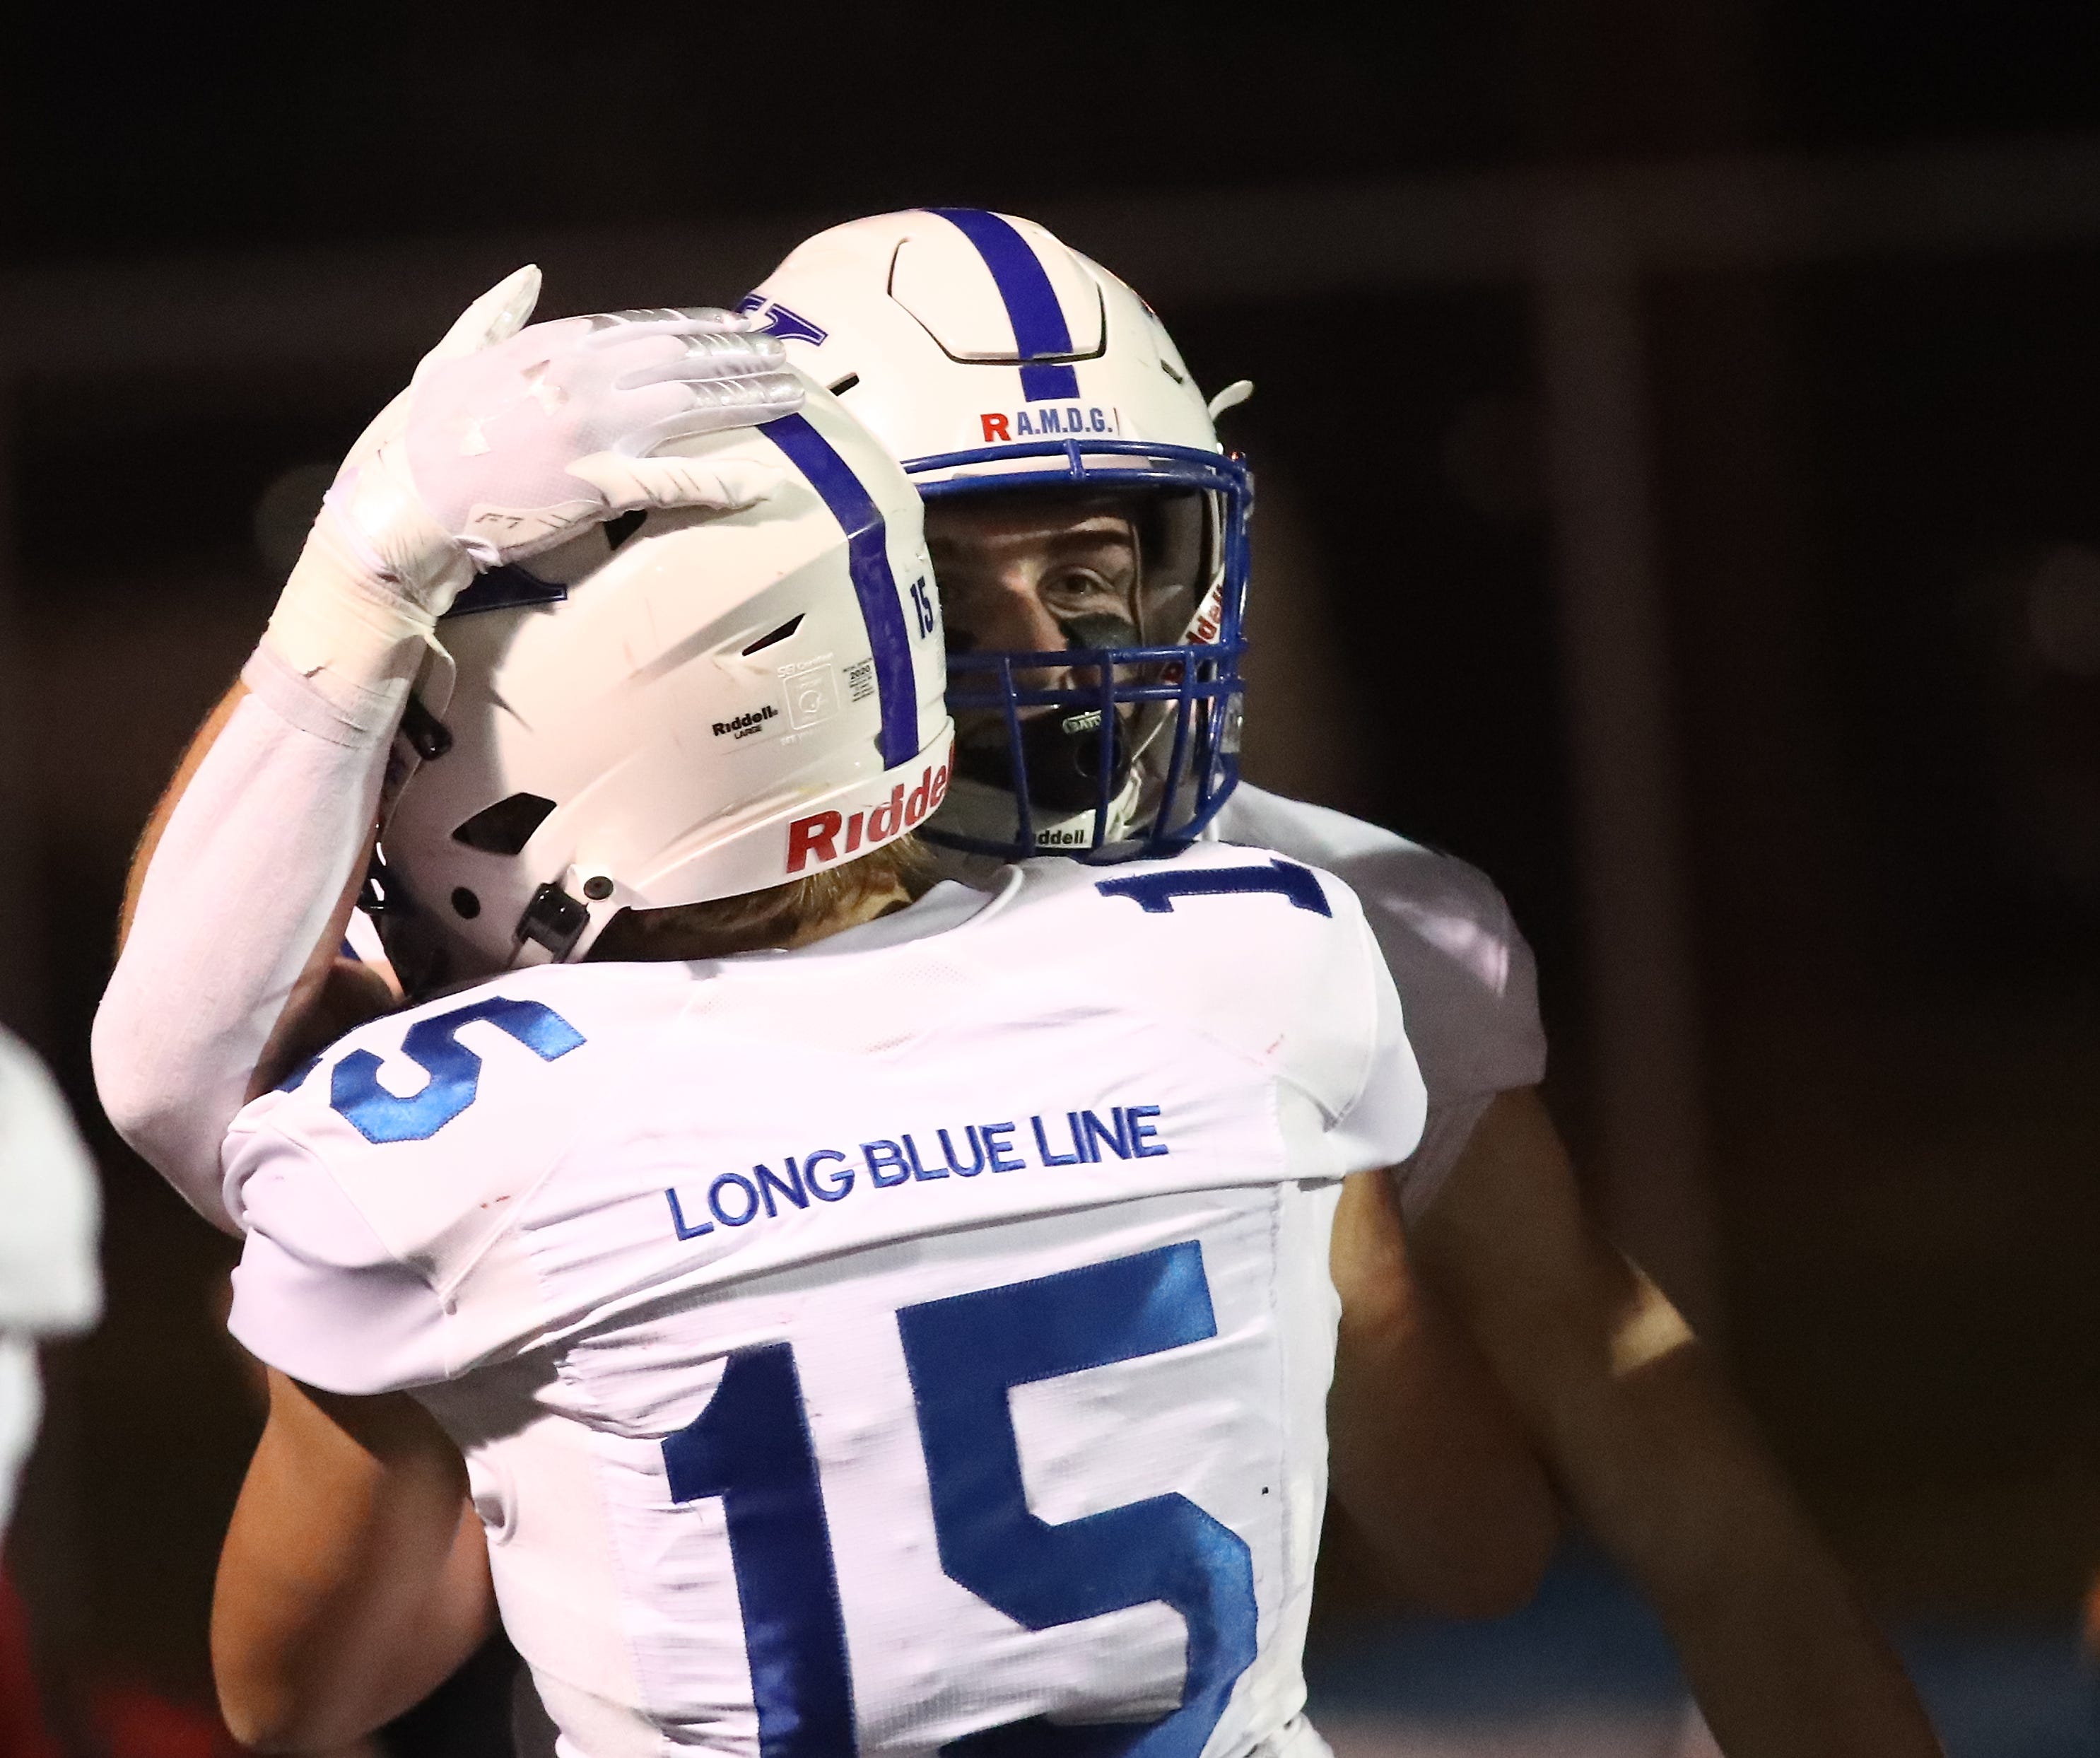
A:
1327,1169,1559,1616
1412,1088,1941,1757
213,1369,495,1752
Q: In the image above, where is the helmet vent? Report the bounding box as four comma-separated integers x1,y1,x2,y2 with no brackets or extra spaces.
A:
451,792,557,855
741,616,804,657
604,510,647,551
826,373,860,397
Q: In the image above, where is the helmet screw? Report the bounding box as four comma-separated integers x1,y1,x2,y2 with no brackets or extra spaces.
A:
582,875,614,901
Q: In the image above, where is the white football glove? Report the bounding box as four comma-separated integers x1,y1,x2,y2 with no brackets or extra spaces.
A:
266,266,803,706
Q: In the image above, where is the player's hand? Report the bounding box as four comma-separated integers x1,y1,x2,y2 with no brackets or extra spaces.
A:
265,270,803,701
361,297,801,576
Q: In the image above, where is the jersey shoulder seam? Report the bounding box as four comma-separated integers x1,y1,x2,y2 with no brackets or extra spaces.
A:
233,1123,447,1313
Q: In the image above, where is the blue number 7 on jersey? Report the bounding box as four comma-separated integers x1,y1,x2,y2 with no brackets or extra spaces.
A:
898,1243,1258,1758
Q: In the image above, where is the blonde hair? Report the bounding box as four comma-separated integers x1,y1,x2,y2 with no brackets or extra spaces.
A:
588,836,934,963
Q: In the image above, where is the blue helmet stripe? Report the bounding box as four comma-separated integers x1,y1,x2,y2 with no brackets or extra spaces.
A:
761,413,919,769
924,208,1082,402
442,562,566,619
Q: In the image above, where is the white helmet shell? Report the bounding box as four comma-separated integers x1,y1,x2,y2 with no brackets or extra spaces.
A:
741,210,1250,862
377,378,953,986
744,209,1219,476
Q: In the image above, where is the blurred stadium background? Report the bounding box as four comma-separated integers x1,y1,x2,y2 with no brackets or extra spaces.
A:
5,3,2100,1752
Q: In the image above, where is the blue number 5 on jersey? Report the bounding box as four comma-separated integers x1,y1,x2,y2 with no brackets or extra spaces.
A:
329,997,585,1144
901,1243,1258,1758
660,1243,1258,1758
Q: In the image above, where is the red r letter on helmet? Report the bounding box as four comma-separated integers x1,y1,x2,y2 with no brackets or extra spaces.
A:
980,413,1011,442
786,811,842,874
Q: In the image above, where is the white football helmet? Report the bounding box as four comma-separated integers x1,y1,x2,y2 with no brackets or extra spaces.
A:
741,210,1251,862
373,378,952,988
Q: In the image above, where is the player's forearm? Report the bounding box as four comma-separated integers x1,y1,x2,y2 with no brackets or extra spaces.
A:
1503,1258,1940,1754
1552,1338,1940,1757
1664,1533,1939,1757
213,1371,493,1752
1416,1093,1938,1754
93,651,401,1229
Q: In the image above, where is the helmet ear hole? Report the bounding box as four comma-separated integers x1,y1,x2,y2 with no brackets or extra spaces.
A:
452,792,558,855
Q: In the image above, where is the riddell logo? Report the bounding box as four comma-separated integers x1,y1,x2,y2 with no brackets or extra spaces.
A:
1160,591,1226,686
785,760,951,874
712,705,778,740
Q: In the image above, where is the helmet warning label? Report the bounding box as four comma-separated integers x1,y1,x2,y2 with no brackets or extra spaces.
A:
780,658,842,729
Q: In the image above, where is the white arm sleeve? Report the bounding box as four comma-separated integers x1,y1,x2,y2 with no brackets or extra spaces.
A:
91,643,401,1233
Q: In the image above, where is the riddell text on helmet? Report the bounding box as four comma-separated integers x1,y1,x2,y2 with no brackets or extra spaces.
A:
785,760,951,874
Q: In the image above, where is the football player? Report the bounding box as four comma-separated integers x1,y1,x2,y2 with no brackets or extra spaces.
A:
93,224,1940,1754
95,266,1551,1626
206,378,1436,1757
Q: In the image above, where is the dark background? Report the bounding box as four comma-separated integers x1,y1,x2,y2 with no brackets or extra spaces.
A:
11,4,2100,263
8,0,2100,1744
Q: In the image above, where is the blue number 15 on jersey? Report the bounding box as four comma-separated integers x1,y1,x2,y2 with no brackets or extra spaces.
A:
661,1242,1258,1758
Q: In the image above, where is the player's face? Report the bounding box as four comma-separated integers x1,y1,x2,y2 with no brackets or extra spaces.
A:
926,489,1211,813
925,498,1144,679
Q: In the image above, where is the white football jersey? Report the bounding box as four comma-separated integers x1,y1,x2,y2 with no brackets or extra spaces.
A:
1207,786,1547,1212
224,845,1424,1758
